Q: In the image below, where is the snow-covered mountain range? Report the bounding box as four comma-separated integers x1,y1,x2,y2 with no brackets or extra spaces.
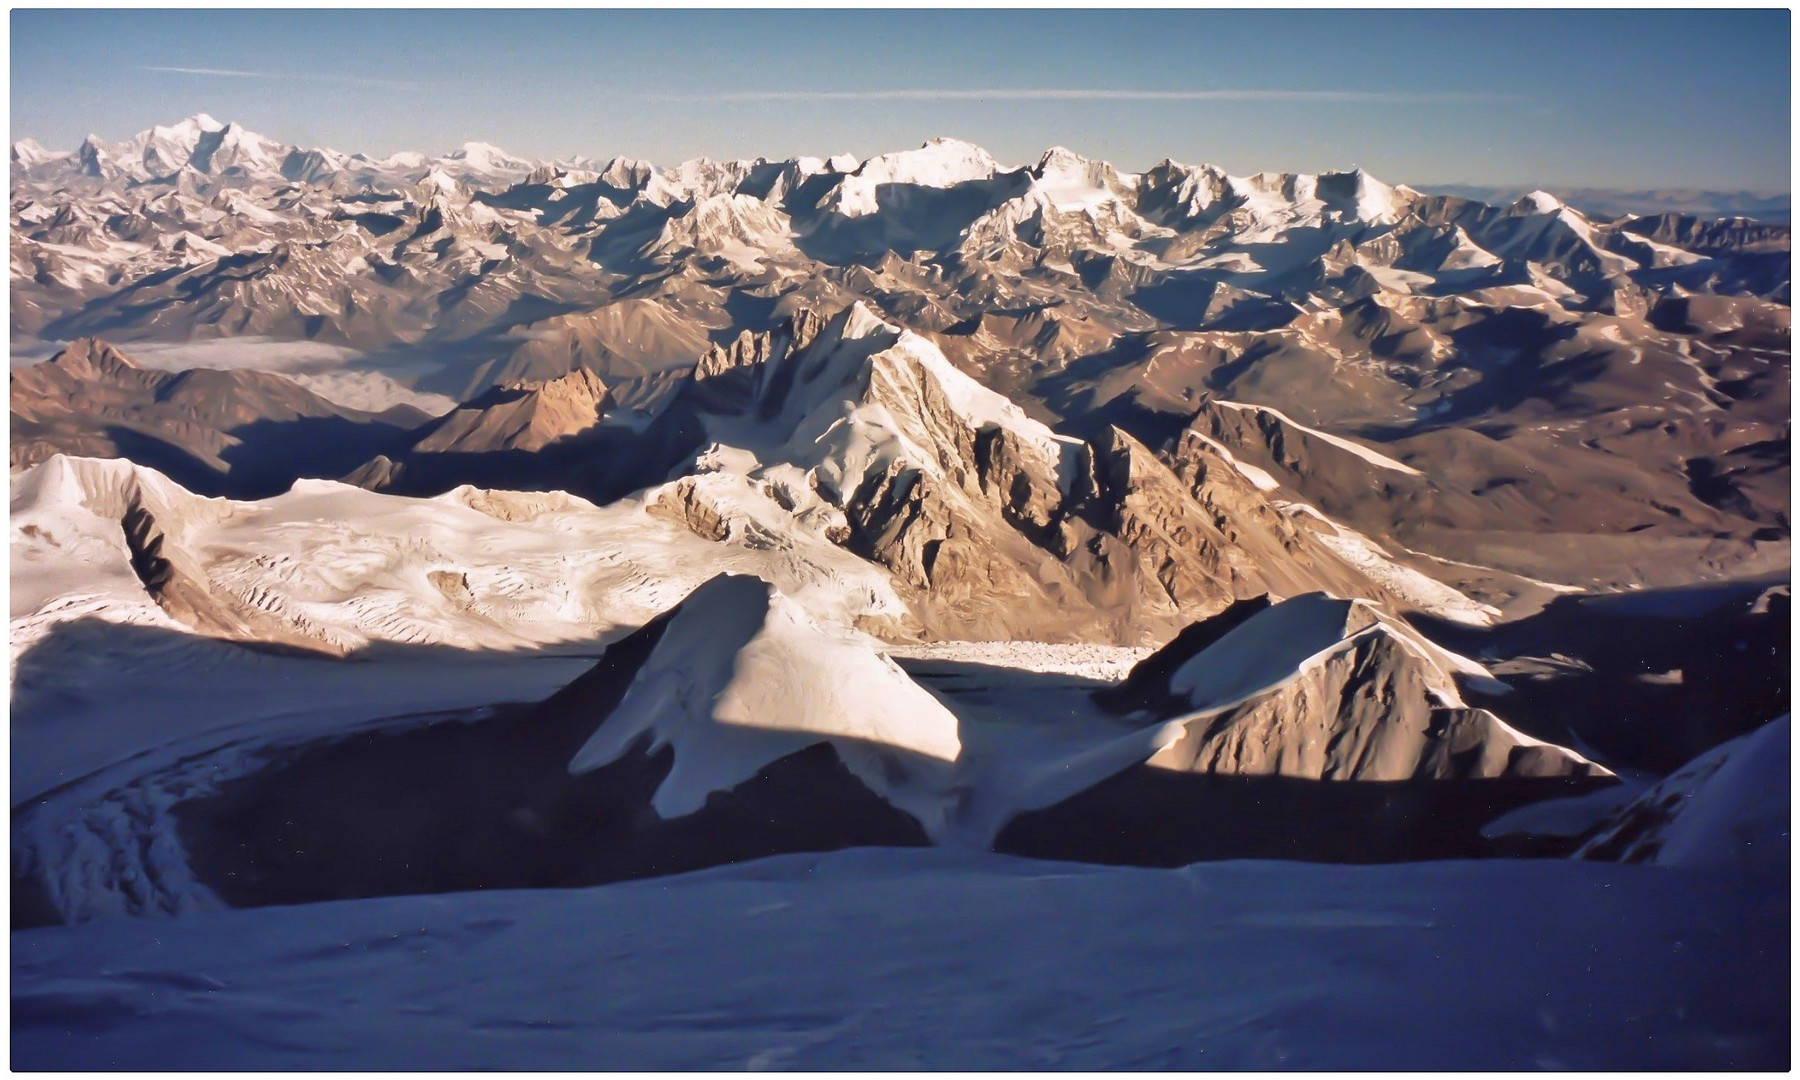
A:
9,115,1789,1070
13,116,1789,590
14,115,1786,373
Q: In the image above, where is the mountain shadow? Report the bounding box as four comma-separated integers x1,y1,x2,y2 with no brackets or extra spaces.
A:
174,612,931,910
995,768,1614,867
1411,577,1790,774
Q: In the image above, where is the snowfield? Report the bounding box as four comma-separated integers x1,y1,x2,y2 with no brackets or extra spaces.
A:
9,454,911,658
887,640,1152,680
7,454,915,812
12,848,1787,1070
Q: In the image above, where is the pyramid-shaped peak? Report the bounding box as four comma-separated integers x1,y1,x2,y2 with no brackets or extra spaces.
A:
504,365,609,405
43,337,140,379
838,298,902,340
567,572,962,825
1510,190,1564,215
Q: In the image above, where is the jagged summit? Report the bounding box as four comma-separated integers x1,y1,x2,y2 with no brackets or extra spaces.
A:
41,336,141,378
11,120,1787,617
411,365,611,455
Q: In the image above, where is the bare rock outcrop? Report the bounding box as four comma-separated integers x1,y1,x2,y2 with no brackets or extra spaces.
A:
667,303,1441,642
1149,624,1607,782
646,474,731,542
413,367,610,455
690,308,824,414
10,337,421,494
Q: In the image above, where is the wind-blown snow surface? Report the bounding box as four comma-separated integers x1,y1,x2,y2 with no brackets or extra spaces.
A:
887,640,1151,680
1166,592,1360,706
12,847,1786,1070
1576,715,1790,871
7,465,1785,1070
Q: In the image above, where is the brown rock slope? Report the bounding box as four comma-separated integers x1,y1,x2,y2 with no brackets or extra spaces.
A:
650,304,1418,643
10,337,426,498
996,593,1611,865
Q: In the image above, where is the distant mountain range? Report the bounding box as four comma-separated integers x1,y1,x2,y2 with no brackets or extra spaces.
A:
1423,184,1789,225
12,114,1790,602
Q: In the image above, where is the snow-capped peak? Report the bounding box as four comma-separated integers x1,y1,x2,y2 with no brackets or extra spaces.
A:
1510,190,1565,216
568,572,962,830
827,138,1005,218
739,302,1086,500
1036,145,1088,170
648,192,798,266
598,155,656,190
10,138,65,169
1315,167,1408,224
416,167,461,196
1028,145,1136,213
445,141,533,173
376,150,430,171
1136,159,1235,224
203,122,285,174
159,113,224,137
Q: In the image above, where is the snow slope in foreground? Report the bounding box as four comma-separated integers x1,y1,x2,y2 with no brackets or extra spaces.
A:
11,848,1787,1070
1577,715,1790,871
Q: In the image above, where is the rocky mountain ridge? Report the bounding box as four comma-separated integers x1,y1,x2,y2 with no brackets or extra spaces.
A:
15,119,1786,602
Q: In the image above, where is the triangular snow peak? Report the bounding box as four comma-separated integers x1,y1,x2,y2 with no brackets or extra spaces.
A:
568,573,962,832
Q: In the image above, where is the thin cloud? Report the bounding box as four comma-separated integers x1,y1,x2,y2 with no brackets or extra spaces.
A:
646,88,1523,105
145,66,416,91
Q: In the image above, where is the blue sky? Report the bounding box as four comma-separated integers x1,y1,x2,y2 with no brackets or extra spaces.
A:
11,9,1791,190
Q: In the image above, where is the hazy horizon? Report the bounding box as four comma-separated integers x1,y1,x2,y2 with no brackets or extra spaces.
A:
11,9,1791,192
